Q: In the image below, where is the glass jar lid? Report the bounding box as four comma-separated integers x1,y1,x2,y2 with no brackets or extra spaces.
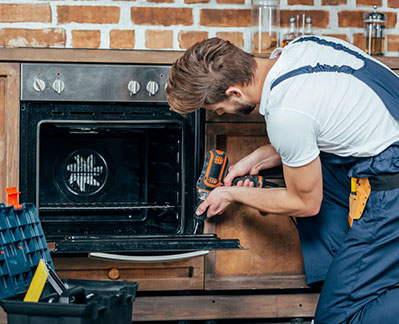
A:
364,5,386,23
252,0,279,6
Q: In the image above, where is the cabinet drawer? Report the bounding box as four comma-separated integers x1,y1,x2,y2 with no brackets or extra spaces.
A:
53,255,205,291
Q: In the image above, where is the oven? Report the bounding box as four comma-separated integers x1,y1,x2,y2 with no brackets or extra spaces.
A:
19,63,241,255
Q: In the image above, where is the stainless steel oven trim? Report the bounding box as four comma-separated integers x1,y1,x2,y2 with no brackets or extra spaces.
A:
36,119,187,234
21,63,170,103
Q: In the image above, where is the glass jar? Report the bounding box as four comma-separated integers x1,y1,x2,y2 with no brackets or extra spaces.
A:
364,5,386,56
251,0,280,54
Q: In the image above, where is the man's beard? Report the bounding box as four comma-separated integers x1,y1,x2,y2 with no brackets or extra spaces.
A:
235,103,256,115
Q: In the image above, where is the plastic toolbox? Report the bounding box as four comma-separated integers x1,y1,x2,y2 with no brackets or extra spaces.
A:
0,203,54,300
0,202,138,324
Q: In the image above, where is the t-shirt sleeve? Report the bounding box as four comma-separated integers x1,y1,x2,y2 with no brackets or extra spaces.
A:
266,108,319,167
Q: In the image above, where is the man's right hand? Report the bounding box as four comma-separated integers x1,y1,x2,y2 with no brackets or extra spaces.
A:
224,144,282,186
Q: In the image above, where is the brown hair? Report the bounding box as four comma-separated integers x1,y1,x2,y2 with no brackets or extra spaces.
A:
166,37,257,114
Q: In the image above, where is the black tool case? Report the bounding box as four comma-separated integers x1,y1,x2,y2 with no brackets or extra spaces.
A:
0,203,138,324
1,279,138,324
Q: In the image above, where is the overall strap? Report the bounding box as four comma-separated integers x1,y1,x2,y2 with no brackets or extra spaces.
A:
270,36,365,91
270,36,399,120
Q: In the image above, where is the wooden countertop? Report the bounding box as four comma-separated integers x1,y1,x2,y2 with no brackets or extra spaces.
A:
0,47,398,67
0,47,184,64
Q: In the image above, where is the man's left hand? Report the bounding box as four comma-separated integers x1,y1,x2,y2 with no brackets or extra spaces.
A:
196,187,234,218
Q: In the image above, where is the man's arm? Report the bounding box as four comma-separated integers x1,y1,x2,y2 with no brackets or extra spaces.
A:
196,156,323,217
224,144,282,186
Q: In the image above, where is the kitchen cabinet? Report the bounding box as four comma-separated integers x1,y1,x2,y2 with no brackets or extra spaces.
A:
0,49,398,323
204,112,307,291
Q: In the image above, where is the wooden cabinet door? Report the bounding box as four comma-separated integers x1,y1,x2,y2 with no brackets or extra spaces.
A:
0,63,19,203
204,110,307,290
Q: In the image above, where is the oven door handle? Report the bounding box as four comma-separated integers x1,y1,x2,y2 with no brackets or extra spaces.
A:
88,251,209,263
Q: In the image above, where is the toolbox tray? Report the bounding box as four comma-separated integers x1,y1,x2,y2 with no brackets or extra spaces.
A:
1,279,138,324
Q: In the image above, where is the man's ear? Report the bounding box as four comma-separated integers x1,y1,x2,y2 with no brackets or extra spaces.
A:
226,85,243,98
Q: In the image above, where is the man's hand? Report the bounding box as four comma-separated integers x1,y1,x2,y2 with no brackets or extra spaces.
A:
224,144,281,187
195,187,234,218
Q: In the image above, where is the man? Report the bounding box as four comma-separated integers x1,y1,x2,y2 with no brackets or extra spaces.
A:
166,36,399,323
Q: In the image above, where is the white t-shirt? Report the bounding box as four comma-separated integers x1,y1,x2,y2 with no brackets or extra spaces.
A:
259,36,399,167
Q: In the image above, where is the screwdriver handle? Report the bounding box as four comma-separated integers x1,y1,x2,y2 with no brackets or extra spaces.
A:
193,199,207,222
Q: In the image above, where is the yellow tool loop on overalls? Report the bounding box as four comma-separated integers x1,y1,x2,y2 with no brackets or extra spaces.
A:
348,177,371,227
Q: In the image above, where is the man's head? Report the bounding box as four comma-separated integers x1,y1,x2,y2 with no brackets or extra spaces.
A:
166,37,257,115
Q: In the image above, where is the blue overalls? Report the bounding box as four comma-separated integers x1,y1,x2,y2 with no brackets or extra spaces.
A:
270,37,399,324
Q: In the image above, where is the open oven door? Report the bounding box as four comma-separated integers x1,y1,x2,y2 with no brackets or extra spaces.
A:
51,233,243,254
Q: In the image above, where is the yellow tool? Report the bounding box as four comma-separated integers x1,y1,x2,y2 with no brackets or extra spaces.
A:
24,259,49,302
348,177,371,227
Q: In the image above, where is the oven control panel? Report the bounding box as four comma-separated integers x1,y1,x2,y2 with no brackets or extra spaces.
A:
21,63,170,103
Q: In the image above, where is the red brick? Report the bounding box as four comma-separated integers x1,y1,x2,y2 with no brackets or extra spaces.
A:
217,0,245,3
281,10,329,28
385,12,397,28
145,30,173,49
0,28,65,48
200,9,251,27
110,30,135,49
338,11,365,28
388,0,399,7
58,6,120,24
132,7,192,26
0,4,51,23
352,33,365,50
71,30,101,48
322,0,346,5
178,31,208,49
387,34,399,52
356,0,382,5
322,33,349,42
288,0,314,5
216,32,244,49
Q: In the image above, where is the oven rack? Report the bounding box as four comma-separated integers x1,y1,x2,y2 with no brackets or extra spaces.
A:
39,202,178,212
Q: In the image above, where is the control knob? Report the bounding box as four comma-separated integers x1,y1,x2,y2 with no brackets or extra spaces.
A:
52,79,65,94
33,78,46,92
128,80,141,95
146,81,159,96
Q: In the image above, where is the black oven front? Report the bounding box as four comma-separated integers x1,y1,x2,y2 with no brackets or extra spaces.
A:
19,63,241,253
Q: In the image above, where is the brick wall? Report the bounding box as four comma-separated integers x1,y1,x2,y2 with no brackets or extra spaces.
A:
0,1,398,55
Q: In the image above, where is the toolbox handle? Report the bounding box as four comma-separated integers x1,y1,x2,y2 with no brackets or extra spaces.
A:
89,251,209,263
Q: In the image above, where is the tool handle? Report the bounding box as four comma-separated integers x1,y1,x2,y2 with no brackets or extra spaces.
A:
193,199,207,222
60,286,87,304
232,175,280,188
